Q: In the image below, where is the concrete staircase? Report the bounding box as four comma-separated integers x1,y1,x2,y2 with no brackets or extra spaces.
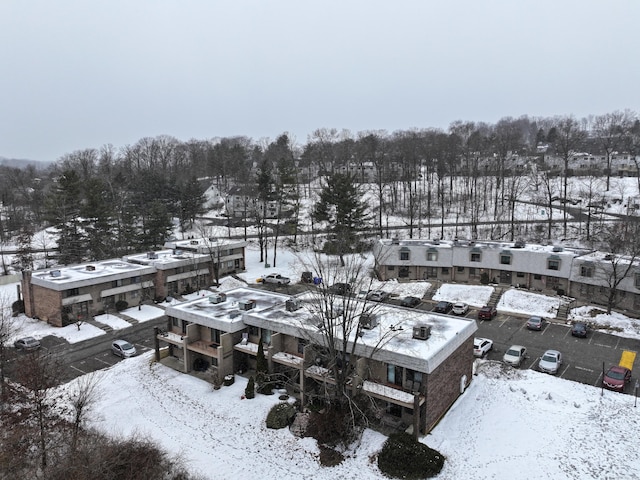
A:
556,303,571,323
487,287,503,306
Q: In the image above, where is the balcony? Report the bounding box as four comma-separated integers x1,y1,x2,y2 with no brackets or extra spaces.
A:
362,380,423,409
188,340,220,356
271,351,304,368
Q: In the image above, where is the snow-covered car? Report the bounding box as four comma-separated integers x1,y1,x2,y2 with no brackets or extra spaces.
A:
526,316,544,331
367,290,389,302
452,302,469,315
503,345,527,367
14,336,41,351
473,337,493,357
262,273,291,285
111,339,137,358
538,349,562,374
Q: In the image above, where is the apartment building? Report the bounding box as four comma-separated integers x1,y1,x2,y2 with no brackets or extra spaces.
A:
159,287,477,434
373,238,640,311
21,238,247,327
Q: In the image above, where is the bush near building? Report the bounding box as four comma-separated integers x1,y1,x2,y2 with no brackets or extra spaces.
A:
378,432,445,479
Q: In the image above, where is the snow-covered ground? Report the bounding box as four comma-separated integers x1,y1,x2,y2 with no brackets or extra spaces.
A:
4,245,640,479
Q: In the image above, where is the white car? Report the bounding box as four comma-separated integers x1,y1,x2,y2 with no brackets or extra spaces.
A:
452,302,470,315
473,337,493,357
503,345,527,367
538,349,562,374
367,290,389,302
112,339,137,358
262,273,291,285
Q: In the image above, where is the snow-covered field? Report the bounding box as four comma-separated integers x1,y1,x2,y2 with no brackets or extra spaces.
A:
4,244,640,479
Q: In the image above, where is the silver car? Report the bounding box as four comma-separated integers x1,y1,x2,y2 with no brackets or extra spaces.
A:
538,350,562,374
111,339,137,358
503,345,527,367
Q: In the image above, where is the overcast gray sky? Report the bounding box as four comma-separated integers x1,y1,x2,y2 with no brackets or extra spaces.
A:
1,1,638,162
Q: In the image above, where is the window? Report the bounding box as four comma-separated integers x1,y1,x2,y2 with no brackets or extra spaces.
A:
547,256,560,271
297,339,307,355
130,276,141,284
111,279,123,288
388,265,395,271
457,266,465,273
171,317,180,328
635,273,640,289
581,264,594,277
211,328,221,344
400,251,410,261
261,329,272,345
426,248,438,261
426,267,438,278
399,267,410,278
248,325,259,336
442,267,449,274
470,252,481,262
500,252,512,265
533,274,542,280
66,288,79,297
516,272,525,278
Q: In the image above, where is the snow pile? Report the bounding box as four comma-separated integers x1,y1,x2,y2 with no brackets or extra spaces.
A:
432,284,494,307
497,288,561,318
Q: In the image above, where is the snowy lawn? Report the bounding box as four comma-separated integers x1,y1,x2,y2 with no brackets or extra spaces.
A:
432,284,494,307
497,288,562,318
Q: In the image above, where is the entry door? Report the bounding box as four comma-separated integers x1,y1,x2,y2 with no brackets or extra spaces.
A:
499,270,512,284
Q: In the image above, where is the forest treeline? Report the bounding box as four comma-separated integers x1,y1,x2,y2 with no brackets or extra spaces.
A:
1,110,639,267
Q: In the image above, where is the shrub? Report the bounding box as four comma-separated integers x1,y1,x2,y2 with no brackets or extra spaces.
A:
480,272,490,285
245,376,255,399
266,402,296,429
378,432,445,479
115,300,129,312
318,444,344,467
11,299,25,315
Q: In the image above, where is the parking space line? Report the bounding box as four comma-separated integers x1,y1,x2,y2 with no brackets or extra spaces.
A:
593,343,612,348
559,363,570,377
575,365,595,372
70,365,87,375
95,357,112,366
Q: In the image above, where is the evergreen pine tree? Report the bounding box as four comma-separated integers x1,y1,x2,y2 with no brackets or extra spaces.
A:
245,376,255,399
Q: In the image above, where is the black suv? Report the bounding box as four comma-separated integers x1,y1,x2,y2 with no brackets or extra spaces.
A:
433,301,453,314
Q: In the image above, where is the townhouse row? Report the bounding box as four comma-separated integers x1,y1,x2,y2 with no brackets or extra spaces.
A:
373,238,640,311
21,238,247,327
156,287,477,434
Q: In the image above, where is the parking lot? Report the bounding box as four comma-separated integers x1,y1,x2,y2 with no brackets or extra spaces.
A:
463,307,640,394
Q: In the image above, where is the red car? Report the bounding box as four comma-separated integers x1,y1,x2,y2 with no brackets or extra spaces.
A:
478,305,497,321
602,365,632,392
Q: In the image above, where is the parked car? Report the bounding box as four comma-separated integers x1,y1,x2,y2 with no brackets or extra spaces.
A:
434,301,453,314
526,316,544,331
262,273,291,285
571,322,588,338
603,365,632,392
111,339,137,358
478,305,497,320
539,349,562,374
14,336,41,351
503,345,527,367
329,283,352,295
367,290,389,302
473,337,493,357
452,302,469,315
400,296,421,308
300,271,314,283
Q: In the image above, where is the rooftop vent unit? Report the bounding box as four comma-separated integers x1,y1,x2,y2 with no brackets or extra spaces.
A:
285,298,302,312
190,240,199,245
208,237,218,243
359,312,379,330
173,249,184,255
552,246,564,253
513,240,526,248
391,237,400,244
209,292,227,304
604,254,614,261
238,299,256,311
432,238,440,245
86,265,96,271
412,324,431,340
147,252,158,259
50,270,62,278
